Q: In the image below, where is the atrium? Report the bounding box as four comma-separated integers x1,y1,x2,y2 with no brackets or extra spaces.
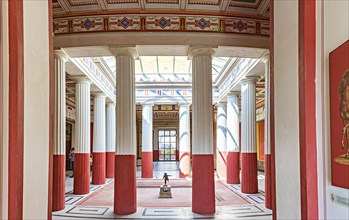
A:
0,0,348,219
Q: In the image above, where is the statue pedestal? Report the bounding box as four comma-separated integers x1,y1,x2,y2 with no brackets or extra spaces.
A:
159,185,172,198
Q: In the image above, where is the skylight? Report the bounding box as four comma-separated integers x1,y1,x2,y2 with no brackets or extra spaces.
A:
101,56,232,83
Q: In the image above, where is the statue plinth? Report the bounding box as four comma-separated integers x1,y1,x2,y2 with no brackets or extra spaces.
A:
159,185,172,198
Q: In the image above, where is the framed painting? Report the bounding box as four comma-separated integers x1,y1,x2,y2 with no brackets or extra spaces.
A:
329,40,349,189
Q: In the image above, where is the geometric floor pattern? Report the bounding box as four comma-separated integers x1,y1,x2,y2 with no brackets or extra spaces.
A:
53,163,272,219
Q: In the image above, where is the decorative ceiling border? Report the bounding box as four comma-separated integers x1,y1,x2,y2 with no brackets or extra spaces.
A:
53,14,270,36
53,10,269,20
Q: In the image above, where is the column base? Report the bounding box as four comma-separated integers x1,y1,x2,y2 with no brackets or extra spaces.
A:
106,152,115,178
114,154,136,215
92,152,106,185
53,154,65,211
264,154,272,209
192,154,215,214
216,151,227,180
141,152,153,178
179,151,191,178
74,153,90,195
227,151,240,184
241,152,258,194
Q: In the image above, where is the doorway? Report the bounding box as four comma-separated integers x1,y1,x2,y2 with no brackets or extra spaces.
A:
158,129,177,161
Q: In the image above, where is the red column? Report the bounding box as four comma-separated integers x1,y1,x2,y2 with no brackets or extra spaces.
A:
92,152,106,184
299,0,318,218
106,152,115,178
226,94,240,184
240,78,258,194
264,154,272,209
141,152,153,178
226,152,240,184
74,153,90,194
114,155,137,214
241,153,258,193
190,48,216,214
192,155,215,214
8,1,24,219
52,155,65,211
112,48,138,214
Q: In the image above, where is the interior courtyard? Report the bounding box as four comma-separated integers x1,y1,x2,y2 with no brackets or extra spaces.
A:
0,0,349,219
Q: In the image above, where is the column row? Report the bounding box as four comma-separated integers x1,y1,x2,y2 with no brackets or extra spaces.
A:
52,51,116,211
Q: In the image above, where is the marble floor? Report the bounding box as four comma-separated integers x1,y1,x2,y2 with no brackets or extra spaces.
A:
55,162,271,219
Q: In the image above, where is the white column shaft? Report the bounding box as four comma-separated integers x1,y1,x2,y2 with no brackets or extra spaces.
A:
179,104,191,152
216,103,227,152
116,56,136,155
53,57,66,155
75,81,91,154
106,103,116,153
93,95,106,152
192,55,213,155
227,95,240,152
241,80,256,153
264,61,271,155
142,104,153,152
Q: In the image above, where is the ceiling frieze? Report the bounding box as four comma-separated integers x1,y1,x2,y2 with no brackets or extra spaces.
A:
53,14,269,36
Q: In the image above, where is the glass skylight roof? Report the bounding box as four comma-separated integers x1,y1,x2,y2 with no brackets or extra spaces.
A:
101,56,232,83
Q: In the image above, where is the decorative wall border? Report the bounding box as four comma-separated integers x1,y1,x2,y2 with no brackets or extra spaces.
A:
53,14,270,36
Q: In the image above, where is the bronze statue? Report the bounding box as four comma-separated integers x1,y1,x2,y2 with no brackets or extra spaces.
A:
339,69,349,158
162,172,171,185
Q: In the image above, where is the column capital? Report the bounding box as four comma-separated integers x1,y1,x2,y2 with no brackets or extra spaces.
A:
92,92,107,98
227,91,240,97
260,52,270,63
109,46,139,59
106,102,116,106
188,47,216,60
240,77,259,85
54,49,69,62
74,76,91,84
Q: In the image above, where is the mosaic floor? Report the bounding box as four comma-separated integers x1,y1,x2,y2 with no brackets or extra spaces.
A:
54,162,271,219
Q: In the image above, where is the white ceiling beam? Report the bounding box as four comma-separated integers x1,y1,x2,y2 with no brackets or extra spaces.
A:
180,0,188,10
219,0,230,12
257,0,270,15
57,0,71,13
97,0,108,10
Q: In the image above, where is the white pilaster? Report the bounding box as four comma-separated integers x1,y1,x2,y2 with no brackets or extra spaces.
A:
227,93,240,152
263,57,271,155
106,103,116,153
179,103,191,152
111,47,138,155
241,77,258,153
142,103,153,152
190,48,215,155
93,94,106,152
216,102,227,152
75,78,91,154
53,50,68,155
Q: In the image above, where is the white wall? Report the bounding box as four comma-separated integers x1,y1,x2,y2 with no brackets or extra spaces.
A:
22,1,50,219
0,1,9,219
322,1,349,219
274,0,301,219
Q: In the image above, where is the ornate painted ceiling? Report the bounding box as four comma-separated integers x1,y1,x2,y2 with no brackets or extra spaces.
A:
53,0,270,18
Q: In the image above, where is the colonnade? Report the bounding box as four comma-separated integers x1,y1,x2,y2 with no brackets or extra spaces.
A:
52,47,271,215
52,51,116,211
